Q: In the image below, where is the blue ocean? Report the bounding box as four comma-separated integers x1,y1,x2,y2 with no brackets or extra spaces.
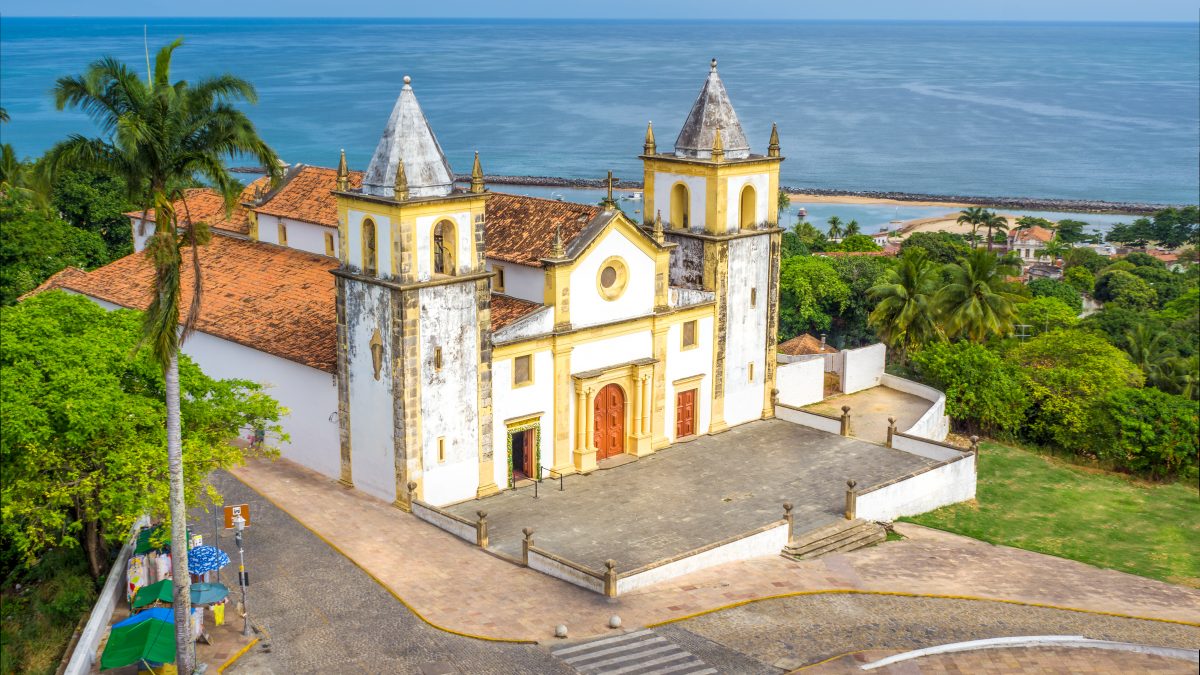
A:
1,18,1197,205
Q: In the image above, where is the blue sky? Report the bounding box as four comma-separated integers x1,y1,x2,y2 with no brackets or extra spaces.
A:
1,0,1196,21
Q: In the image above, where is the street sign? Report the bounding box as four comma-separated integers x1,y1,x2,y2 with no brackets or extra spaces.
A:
223,504,251,529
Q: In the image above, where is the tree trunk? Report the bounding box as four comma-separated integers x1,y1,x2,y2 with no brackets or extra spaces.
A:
166,350,194,673
83,515,104,580
986,227,994,252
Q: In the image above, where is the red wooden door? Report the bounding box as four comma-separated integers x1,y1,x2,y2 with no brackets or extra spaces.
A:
676,389,696,438
593,384,625,459
522,429,536,477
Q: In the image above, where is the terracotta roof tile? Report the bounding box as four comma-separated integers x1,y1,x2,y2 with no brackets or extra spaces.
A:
253,166,362,227
490,294,544,331
20,266,89,301
485,193,602,267
1011,225,1055,243
778,333,838,356
125,181,267,235
42,236,340,373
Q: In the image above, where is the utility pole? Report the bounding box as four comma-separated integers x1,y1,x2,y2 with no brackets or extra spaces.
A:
233,515,250,637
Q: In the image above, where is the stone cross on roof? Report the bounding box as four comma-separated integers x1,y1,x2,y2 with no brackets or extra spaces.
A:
673,58,751,160
362,75,455,199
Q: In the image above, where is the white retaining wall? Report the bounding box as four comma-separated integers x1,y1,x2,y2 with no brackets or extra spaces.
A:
62,517,148,675
527,550,605,594
891,433,964,462
856,454,977,521
776,358,825,408
775,405,842,435
841,343,886,394
881,373,950,441
411,501,477,543
615,522,789,594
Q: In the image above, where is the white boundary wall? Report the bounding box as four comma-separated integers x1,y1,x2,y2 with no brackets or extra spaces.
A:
62,517,148,675
841,343,886,393
616,522,789,594
891,433,964,462
776,358,825,408
881,373,950,441
411,501,477,543
775,404,842,435
527,550,605,594
856,454,976,521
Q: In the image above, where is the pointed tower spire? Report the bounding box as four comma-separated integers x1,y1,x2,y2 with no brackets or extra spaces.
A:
393,157,409,201
470,151,485,194
767,123,780,158
362,75,455,199
653,209,664,244
643,121,656,155
336,148,349,190
711,127,725,162
674,58,750,160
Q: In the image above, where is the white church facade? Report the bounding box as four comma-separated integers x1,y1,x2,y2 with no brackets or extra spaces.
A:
39,60,789,509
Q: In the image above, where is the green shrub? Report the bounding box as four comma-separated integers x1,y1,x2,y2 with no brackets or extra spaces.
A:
1027,278,1082,312
1064,265,1094,294
1088,387,1199,479
910,341,1029,435
1017,296,1078,334
1095,269,1157,310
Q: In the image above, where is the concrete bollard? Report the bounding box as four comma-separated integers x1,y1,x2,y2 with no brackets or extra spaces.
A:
476,511,489,548
840,406,852,436
845,479,857,520
970,435,980,475
604,560,618,598
522,528,534,567
886,417,897,448
783,502,795,542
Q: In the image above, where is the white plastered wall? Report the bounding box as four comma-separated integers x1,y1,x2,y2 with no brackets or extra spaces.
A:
841,342,886,394
723,235,770,426
776,358,825,408
569,228,655,329
257,214,337,257
129,217,152,253
663,316,714,441
415,210,473,281
724,173,771,232
486,259,544,303
345,279,398,503
491,348,555,488
417,283,481,505
653,172,707,231
346,209,394,278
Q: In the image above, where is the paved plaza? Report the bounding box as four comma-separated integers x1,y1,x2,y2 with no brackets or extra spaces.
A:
806,386,934,444
446,418,935,569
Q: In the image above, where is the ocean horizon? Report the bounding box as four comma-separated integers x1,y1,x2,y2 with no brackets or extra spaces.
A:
2,17,1197,205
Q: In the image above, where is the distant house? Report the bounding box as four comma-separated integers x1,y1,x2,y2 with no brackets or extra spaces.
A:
871,231,891,246
1027,262,1063,281
1146,249,1186,272
778,333,837,356
1007,225,1055,264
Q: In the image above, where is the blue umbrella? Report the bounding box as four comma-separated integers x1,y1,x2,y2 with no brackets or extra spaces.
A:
187,545,231,575
113,607,174,629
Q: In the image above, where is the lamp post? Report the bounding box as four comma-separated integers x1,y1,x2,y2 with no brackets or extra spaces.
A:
233,515,250,637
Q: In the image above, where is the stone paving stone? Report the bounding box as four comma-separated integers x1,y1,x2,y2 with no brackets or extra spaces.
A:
446,419,934,569
812,646,1196,673
669,594,1200,671
806,386,934,444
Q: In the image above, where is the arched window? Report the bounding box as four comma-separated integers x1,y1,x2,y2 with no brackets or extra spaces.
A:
739,184,757,229
432,219,457,276
670,183,690,230
362,218,377,275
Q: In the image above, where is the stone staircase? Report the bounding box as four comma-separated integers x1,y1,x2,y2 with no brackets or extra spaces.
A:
783,518,886,560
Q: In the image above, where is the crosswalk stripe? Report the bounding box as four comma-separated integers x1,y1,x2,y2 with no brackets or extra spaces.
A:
569,644,679,670
603,651,692,675
552,630,653,656
562,637,666,664
640,663,717,675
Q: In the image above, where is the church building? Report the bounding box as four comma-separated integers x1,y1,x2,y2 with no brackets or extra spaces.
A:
38,60,786,508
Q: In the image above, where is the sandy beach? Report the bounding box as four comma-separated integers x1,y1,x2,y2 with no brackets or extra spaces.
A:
892,213,1028,238
784,191,970,208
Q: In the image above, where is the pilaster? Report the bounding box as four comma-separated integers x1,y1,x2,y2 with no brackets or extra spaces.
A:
651,322,671,450
334,276,353,487
707,240,730,433
574,385,598,472
393,287,423,510
552,342,575,474
475,277,499,497
762,230,781,419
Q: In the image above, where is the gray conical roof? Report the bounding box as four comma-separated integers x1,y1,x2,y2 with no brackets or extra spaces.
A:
673,59,750,160
362,77,454,199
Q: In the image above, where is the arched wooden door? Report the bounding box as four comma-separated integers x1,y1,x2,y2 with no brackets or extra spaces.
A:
593,384,625,460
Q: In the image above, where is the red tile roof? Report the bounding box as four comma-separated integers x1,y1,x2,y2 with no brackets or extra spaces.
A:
778,333,838,356
38,237,340,373
1010,225,1055,244
490,294,544,331
485,193,602,267
253,166,363,227
125,181,268,236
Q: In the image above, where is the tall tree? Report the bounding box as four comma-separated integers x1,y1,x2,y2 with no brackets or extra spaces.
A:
44,40,279,671
956,206,989,246
1124,324,1178,390
981,211,1009,252
826,215,844,240
868,248,942,359
936,248,1023,342
844,219,861,237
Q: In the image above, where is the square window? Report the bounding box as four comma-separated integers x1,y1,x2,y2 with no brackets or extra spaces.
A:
277,223,288,246
324,232,335,256
493,265,506,292
681,320,697,349
513,354,532,386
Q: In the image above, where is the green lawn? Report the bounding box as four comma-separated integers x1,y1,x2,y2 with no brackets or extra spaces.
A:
902,441,1200,587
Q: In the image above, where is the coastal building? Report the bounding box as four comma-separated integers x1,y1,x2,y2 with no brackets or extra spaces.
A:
1007,224,1055,264
37,61,786,508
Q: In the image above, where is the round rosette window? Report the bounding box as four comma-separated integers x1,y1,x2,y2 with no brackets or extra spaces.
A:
597,256,629,301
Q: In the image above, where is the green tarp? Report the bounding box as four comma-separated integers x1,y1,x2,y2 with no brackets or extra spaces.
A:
132,579,173,609
99,618,176,669
134,525,192,555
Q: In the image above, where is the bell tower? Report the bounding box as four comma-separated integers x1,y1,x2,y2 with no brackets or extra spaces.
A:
641,59,784,430
333,75,498,509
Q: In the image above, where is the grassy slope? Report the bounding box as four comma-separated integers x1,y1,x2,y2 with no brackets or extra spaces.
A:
903,441,1200,587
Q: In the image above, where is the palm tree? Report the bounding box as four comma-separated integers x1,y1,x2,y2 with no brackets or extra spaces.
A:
1035,234,1070,263
868,248,943,360
45,40,279,671
957,207,989,247
844,219,861,237
982,211,1009,252
936,248,1023,342
1124,324,1177,390
826,215,844,240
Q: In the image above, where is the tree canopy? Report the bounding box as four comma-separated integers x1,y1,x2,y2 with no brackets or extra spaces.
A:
0,191,109,305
